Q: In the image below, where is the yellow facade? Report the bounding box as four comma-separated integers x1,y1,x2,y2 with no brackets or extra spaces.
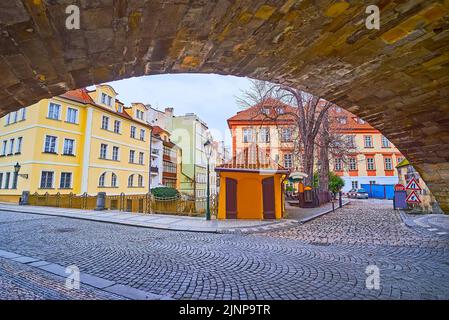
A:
216,171,286,220
0,85,152,201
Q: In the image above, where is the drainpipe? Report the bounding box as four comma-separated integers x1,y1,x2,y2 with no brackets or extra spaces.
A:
148,132,153,193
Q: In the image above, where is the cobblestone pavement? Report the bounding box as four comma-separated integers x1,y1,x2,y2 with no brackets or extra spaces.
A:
0,257,123,300
0,200,448,300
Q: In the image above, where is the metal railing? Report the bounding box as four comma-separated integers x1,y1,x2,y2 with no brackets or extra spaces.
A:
27,191,218,217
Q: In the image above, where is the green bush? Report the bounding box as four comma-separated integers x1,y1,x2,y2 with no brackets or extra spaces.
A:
151,187,179,199
313,171,345,193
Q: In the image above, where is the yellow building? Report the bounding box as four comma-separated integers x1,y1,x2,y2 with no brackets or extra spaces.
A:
215,145,288,220
0,85,152,202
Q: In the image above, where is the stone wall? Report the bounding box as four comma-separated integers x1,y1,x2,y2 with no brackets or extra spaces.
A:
0,0,448,212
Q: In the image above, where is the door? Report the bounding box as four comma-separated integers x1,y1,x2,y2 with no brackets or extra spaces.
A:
226,178,237,219
262,177,275,219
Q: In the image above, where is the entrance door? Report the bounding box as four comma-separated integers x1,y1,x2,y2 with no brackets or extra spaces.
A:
226,178,237,219
262,177,275,219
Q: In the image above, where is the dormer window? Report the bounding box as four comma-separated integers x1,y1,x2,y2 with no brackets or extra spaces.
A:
338,117,347,124
136,110,144,120
117,105,123,113
101,93,112,106
275,107,284,114
261,108,270,115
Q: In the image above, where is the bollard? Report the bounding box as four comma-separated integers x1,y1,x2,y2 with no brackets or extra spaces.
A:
339,191,342,208
95,192,106,211
19,191,30,205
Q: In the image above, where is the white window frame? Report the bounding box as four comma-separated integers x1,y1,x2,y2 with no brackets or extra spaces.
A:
128,174,134,187
130,126,136,138
138,175,144,187
243,128,253,143
59,172,73,189
140,129,145,141
385,158,393,170
129,150,135,163
381,136,390,148
40,171,54,189
334,158,343,171
283,153,293,168
138,152,144,165
43,135,58,153
366,157,375,171
114,120,121,133
20,108,26,121
8,138,14,155
16,137,22,154
101,115,109,130
48,102,61,120
349,157,357,171
63,138,75,156
99,172,106,187
112,146,119,161
111,173,118,187
100,144,108,159
1,140,7,155
364,135,373,148
66,107,79,124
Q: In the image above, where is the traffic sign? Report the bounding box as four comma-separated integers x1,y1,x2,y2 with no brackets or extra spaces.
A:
406,178,422,191
394,183,406,191
406,191,421,204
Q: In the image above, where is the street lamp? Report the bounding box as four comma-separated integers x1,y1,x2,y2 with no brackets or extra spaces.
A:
14,162,28,179
204,139,213,221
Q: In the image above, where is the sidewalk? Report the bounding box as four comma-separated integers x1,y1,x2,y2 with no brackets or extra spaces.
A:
401,211,449,236
0,203,299,234
285,199,350,223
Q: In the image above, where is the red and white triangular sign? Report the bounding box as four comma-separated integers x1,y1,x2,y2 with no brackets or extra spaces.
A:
406,178,422,191
406,191,421,203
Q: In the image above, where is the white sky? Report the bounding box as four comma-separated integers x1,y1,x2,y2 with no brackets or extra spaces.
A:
93,73,254,145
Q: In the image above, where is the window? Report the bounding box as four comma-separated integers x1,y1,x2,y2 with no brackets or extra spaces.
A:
129,150,135,163
60,172,72,189
163,161,177,173
138,175,143,187
397,157,404,164
112,146,119,161
20,108,26,121
138,152,144,165
364,135,373,148
261,108,270,115
366,157,375,171
101,116,109,130
62,139,75,155
128,174,134,187
4,172,11,189
16,137,22,154
48,103,61,120
44,135,57,153
40,171,54,189
334,158,343,171
351,181,358,189
13,111,18,123
66,108,78,123
101,93,112,106
258,127,270,143
243,128,253,143
136,110,144,120
381,136,390,148
117,105,123,113
275,107,284,114
140,129,145,141
1,140,7,156
130,126,136,138
281,128,292,142
385,158,393,170
335,107,342,113
5,113,11,125
349,157,357,171
0,173,3,189
8,139,14,155
100,144,108,159
283,153,293,168
346,135,355,147
114,120,121,133
111,173,117,187
99,173,106,187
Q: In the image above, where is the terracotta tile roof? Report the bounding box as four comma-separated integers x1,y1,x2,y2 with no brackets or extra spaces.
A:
152,125,169,136
329,107,378,132
60,88,95,105
215,144,288,173
227,98,297,126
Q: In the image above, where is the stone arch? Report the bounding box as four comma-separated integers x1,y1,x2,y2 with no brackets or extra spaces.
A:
0,1,448,211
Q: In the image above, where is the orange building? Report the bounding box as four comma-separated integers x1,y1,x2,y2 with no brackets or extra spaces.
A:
215,145,288,219
227,99,404,193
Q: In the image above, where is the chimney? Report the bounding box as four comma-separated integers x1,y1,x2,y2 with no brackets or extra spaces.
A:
164,107,174,117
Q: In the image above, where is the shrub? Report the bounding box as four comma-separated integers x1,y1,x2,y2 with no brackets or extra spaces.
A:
151,187,179,199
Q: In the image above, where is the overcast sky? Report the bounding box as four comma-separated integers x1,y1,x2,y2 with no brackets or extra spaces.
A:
96,74,254,145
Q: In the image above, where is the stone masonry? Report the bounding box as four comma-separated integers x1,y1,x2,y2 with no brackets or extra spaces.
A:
0,1,448,211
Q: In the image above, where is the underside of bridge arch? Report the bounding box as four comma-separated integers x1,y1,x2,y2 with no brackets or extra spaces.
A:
0,0,448,211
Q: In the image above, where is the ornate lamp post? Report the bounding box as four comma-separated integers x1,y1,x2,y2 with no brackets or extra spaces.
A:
203,139,212,221
13,162,28,189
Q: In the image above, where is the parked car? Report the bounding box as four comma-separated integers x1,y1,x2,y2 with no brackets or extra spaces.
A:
348,188,369,199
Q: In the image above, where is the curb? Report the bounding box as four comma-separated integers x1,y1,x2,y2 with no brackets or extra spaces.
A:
299,200,351,223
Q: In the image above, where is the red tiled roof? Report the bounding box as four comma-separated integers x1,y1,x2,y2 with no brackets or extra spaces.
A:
215,144,288,173
60,88,95,105
152,125,169,136
329,107,379,132
227,98,297,127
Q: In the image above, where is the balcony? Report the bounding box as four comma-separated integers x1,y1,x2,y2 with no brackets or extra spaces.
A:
151,149,160,156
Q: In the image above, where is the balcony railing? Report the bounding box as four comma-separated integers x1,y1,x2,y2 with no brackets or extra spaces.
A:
150,166,159,173
151,149,160,156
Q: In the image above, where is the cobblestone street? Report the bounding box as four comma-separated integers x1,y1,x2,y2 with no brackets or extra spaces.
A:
0,200,448,300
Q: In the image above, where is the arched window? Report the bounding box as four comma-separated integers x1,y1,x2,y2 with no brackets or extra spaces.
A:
111,173,117,187
99,172,106,187
138,174,143,187
128,174,134,187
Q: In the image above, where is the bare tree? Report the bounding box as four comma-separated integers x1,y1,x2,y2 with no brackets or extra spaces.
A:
235,80,356,190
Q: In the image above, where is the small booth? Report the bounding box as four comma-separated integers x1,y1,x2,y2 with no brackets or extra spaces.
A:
215,146,289,220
